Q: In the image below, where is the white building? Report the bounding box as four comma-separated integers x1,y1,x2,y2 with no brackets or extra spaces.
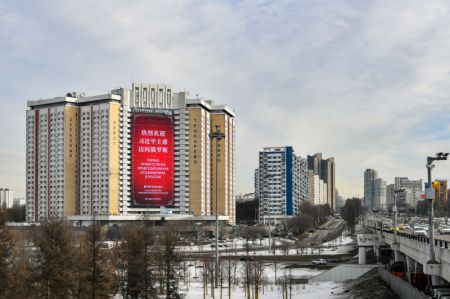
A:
394,177,423,207
0,188,14,208
256,146,308,224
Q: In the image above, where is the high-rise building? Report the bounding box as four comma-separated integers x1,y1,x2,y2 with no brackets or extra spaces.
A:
307,153,335,210
394,177,423,207
26,84,236,224
386,184,395,207
0,188,14,209
364,169,378,209
256,146,308,224
434,179,448,207
373,178,387,209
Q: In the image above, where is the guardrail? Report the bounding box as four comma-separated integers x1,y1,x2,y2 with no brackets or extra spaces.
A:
366,222,450,250
378,268,428,299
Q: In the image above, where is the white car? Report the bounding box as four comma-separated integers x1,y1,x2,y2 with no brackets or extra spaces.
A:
312,259,327,265
439,226,450,235
413,229,428,237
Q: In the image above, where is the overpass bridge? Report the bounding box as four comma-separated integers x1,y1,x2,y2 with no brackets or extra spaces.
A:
363,217,450,284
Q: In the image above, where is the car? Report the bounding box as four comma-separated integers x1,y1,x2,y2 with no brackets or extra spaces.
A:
312,259,327,265
413,229,428,237
440,227,450,235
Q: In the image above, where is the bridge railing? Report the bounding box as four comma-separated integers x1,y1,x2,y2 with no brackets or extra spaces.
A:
367,221,450,251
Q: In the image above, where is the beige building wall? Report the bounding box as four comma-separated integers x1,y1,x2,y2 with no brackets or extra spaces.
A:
64,105,80,216
108,102,121,215
211,111,235,223
187,106,211,216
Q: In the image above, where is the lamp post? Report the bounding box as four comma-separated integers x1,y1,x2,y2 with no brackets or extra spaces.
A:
393,188,404,261
426,152,448,265
210,124,225,288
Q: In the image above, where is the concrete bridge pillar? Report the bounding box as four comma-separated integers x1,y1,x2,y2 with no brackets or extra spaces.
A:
358,247,366,265
405,255,414,283
392,243,400,261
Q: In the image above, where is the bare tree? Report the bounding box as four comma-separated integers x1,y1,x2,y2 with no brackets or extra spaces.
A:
32,219,78,299
76,223,117,298
223,256,237,299
158,224,182,299
117,223,157,299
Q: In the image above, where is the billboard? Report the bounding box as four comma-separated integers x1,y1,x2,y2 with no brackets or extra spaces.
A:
131,113,174,206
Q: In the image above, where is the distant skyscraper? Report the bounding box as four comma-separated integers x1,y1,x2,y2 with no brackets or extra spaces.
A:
0,188,14,209
256,146,308,224
364,169,378,209
307,153,336,209
386,184,395,207
373,178,387,209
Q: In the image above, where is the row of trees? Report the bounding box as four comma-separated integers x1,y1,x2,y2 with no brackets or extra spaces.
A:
0,209,183,299
286,201,334,235
341,197,362,232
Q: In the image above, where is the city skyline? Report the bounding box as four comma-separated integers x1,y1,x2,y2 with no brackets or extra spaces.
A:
3,1,450,199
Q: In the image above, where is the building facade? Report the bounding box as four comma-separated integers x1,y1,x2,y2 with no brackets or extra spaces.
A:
307,153,336,210
364,169,378,209
394,177,423,207
26,83,236,224
256,146,308,224
373,178,387,209
0,188,14,209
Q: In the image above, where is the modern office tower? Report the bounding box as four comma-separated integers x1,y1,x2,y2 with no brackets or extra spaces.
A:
256,146,308,224
394,177,423,207
373,178,387,209
307,153,322,177
364,169,378,209
321,157,335,210
0,188,14,208
434,179,448,207
307,153,336,209
26,83,236,224
386,184,395,207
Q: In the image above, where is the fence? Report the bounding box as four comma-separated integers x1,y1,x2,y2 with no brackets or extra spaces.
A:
378,268,427,299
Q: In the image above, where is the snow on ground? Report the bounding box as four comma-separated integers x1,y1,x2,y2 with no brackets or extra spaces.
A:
182,281,344,299
180,261,344,298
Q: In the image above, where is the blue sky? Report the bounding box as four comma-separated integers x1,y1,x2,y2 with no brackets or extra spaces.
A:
2,0,450,198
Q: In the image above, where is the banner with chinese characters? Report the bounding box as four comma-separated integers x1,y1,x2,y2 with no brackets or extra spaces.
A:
131,113,174,206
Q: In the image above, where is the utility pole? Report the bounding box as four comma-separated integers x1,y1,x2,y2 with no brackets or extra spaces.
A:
210,124,225,288
393,188,404,261
425,152,448,284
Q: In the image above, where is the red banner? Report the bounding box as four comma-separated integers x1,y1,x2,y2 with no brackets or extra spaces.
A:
131,114,174,206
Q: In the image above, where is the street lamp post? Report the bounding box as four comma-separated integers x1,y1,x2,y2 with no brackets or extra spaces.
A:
426,153,448,262
210,124,225,288
393,188,404,261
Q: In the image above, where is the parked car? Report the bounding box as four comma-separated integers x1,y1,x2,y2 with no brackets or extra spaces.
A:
312,259,327,265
